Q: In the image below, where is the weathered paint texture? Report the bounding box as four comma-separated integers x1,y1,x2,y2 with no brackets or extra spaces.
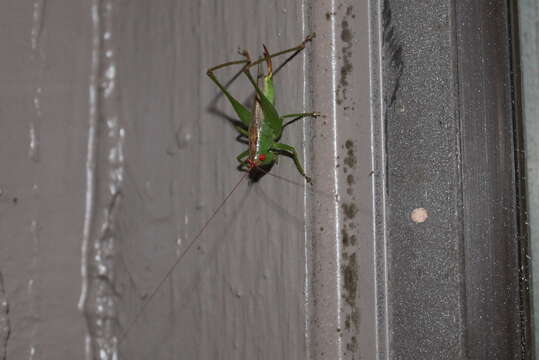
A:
78,0,124,358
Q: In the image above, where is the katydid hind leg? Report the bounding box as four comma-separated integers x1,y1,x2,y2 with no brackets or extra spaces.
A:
207,71,252,128
206,50,255,129
207,33,315,132
244,33,316,75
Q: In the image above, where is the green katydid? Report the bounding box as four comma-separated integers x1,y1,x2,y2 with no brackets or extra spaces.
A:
118,34,317,346
206,33,319,183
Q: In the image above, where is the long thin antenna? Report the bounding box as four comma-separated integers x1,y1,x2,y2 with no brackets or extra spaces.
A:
118,172,249,345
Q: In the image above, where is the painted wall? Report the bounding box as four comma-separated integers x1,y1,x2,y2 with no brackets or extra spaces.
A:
0,1,374,359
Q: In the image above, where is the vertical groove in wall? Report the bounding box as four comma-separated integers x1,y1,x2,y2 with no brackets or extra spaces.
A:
79,0,124,358
29,0,45,163
329,0,345,355
371,0,389,358
0,273,9,360
78,0,98,355
28,1,47,358
301,1,312,359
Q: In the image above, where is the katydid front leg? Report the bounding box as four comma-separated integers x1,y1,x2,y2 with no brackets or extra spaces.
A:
271,142,311,183
236,150,250,170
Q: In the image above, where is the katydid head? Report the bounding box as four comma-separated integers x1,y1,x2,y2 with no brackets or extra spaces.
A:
247,152,275,169
246,152,276,182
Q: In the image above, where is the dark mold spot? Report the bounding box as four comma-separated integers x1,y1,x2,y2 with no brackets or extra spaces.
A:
342,253,358,307
343,228,358,248
342,228,349,246
336,6,355,106
12,197,18,204
341,26,353,43
342,202,357,219
325,11,336,20
343,250,360,355
343,140,357,168
346,174,355,185
351,308,360,326
344,153,356,168
346,335,358,352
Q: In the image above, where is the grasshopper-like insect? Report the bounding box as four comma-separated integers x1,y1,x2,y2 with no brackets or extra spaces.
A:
119,35,317,346
206,33,319,182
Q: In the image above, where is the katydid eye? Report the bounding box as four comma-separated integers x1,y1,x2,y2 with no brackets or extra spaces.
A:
259,154,266,161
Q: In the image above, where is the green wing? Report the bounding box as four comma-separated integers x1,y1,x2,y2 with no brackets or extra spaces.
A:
243,70,282,137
